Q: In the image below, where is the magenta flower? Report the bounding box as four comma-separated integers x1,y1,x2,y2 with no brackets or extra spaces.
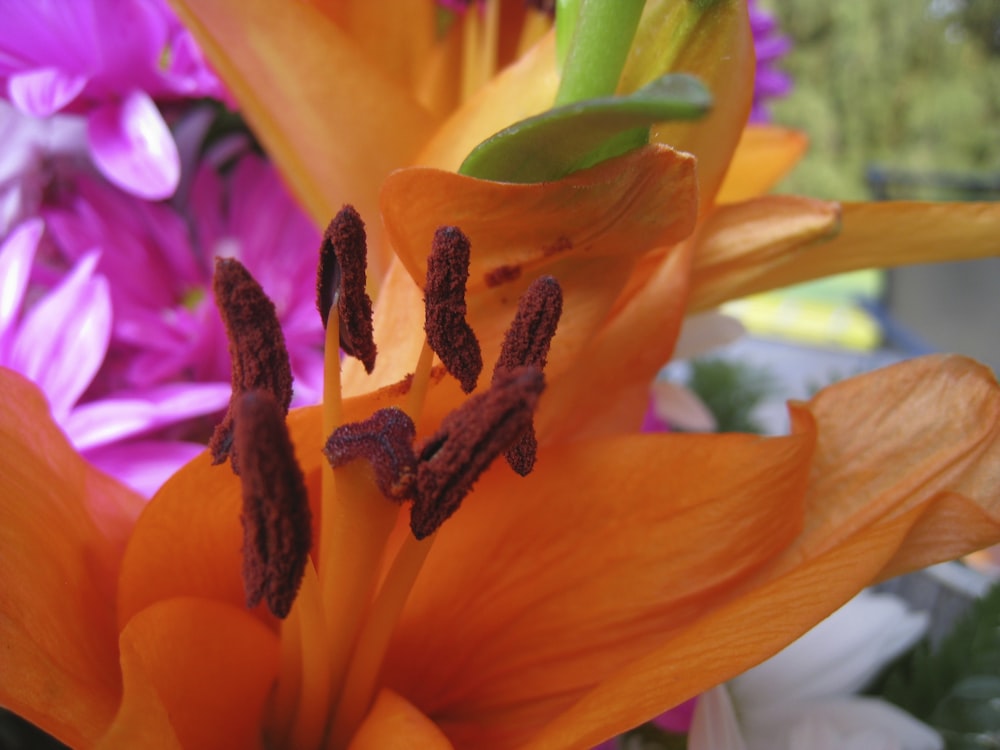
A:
0,0,224,200
37,148,325,405
748,0,794,122
0,219,230,495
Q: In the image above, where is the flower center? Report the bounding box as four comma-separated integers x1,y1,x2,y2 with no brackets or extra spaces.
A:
210,205,563,748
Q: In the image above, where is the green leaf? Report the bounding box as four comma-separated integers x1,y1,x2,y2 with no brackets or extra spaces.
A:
685,358,776,434
877,580,1000,748
932,676,1000,749
458,73,711,183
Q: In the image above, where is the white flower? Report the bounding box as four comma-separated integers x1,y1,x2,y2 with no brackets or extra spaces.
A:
689,590,943,750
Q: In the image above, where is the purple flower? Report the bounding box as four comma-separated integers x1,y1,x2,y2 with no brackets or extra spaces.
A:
0,219,230,496
0,0,224,200
748,0,794,122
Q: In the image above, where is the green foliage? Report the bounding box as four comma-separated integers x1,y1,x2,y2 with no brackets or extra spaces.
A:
765,0,1000,200
620,723,689,749
878,581,1000,748
684,358,775,434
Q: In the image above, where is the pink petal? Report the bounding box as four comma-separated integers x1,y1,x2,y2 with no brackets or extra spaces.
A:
0,219,42,339
63,398,159,450
9,252,111,420
83,440,206,497
87,90,179,200
7,67,87,117
64,382,230,450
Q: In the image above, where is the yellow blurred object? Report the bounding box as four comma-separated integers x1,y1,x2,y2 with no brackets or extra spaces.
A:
724,293,882,351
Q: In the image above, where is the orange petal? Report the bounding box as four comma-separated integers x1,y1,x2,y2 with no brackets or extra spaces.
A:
171,0,437,261
117,405,326,629
100,598,279,749
687,194,842,312
415,31,560,171
522,355,1000,749
0,369,143,747
538,237,693,440
784,355,1000,579
382,429,813,749
353,145,698,400
348,690,454,750
691,201,1000,308
621,0,754,213
717,125,809,204
339,0,436,93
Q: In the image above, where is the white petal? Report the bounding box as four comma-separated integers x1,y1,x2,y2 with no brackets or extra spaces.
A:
673,311,745,360
651,380,717,432
688,686,749,750
731,591,928,711
762,698,942,750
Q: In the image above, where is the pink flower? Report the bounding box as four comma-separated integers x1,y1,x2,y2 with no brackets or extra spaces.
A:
38,147,325,405
0,0,224,200
0,219,230,495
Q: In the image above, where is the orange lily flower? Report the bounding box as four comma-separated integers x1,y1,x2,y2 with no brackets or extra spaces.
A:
2,215,999,750
3,144,1000,750
4,1,1000,749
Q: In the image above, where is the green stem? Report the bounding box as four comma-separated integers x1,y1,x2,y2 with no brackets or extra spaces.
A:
555,0,647,105
555,0,582,68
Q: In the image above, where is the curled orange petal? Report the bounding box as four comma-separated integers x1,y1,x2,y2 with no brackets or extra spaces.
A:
101,598,279,749
0,369,143,747
348,689,455,750
717,125,809,204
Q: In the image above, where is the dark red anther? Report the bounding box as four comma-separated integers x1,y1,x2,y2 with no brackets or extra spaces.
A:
424,226,482,394
323,407,418,501
492,275,563,475
410,366,544,539
233,390,312,619
317,205,377,374
209,257,293,469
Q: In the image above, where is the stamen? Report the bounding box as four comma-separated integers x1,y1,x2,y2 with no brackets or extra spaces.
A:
323,407,418,501
424,226,483,393
493,275,563,475
210,257,293,468
233,390,312,619
410,366,545,539
317,205,377,374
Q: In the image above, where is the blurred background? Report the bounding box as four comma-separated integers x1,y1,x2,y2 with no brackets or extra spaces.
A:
699,0,1000,432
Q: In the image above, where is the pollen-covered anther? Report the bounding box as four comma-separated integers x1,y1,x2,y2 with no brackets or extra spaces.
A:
209,257,294,470
410,366,545,540
317,205,377,373
492,275,563,475
323,407,418,501
424,225,483,394
233,390,312,620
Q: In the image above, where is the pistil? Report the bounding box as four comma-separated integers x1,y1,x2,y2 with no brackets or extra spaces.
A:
313,206,399,729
